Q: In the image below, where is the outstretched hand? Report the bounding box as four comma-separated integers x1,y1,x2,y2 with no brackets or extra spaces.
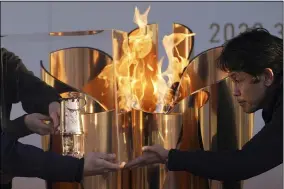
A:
124,145,169,169
83,152,125,176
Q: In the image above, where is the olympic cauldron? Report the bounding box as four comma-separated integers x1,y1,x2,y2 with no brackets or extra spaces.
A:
38,23,253,189
1,19,253,189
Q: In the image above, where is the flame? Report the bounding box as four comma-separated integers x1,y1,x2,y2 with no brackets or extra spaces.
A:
133,6,151,29
98,6,195,113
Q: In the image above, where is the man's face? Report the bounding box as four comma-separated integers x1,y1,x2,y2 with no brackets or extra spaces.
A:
229,71,269,113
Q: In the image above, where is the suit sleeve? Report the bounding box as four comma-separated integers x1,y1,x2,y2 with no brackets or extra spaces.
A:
1,132,84,182
2,115,33,138
2,48,61,115
167,101,283,181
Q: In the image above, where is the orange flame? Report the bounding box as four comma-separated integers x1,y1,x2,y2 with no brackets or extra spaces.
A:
98,6,195,113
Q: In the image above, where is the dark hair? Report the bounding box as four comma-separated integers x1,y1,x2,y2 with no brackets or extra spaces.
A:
218,28,283,80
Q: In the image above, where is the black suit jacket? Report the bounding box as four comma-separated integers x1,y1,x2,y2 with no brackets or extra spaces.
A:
0,48,84,183
167,78,283,181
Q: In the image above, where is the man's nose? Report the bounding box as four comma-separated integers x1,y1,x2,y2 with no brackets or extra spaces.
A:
233,86,241,96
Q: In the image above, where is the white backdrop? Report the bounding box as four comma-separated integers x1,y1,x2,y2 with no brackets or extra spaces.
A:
1,1,283,189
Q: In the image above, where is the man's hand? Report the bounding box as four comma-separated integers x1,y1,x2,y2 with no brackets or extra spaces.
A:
48,101,60,133
124,144,169,169
83,152,124,176
24,113,53,135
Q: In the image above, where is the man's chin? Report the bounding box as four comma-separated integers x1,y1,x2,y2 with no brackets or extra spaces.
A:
243,110,254,114
242,106,258,114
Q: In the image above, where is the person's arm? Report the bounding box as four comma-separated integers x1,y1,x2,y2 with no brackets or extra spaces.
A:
2,115,33,138
1,132,84,182
2,48,61,115
167,101,283,181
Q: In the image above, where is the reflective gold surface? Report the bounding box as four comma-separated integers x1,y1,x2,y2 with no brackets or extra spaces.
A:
131,110,183,189
40,61,79,95
168,91,210,189
174,46,228,104
49,30,104,36
40,47,113,155
49,110,117,189
161,23,209,189
198,78,254,189
81,111,119,189
41,46,118,189
40,28,254,189
111,29,130,113
50,47,114,110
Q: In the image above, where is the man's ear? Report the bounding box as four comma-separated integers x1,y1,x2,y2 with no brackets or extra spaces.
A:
262,68,274,86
